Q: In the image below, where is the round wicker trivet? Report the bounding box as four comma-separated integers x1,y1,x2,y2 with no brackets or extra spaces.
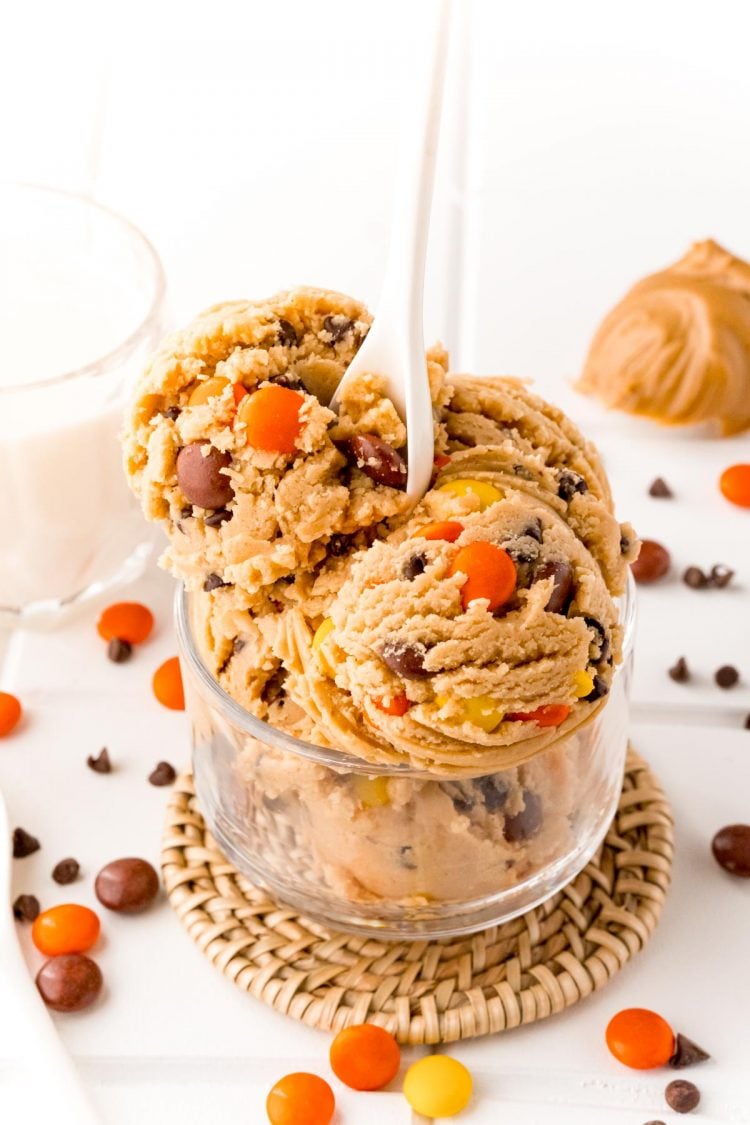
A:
161,748,673,1044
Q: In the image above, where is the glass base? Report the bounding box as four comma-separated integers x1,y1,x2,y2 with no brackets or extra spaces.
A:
0,538,155,629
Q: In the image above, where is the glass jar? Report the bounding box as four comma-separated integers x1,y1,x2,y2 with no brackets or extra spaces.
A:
0,184,167,625
176,577,635,939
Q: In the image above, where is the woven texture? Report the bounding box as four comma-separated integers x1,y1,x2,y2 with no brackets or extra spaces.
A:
161,749,673,1045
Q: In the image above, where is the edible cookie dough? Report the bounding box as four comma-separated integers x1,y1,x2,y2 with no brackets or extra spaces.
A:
124,287,450,608
577,239,750,435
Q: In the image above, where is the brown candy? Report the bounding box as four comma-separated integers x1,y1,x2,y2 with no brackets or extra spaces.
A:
537,559,574,613
13,894,40,922
149,761,176,787
176,443,234,509
52,858,80,885
36,953,102,1012
87,747,112,773
381,639,430,679
631,540,671,584
715,664,739,689
711,824,750,876
347,434,407,489
669,1033,710,1069
95,858,160,913
665,1079,700,1114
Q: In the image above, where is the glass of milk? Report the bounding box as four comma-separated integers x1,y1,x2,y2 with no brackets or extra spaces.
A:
0,184,167,625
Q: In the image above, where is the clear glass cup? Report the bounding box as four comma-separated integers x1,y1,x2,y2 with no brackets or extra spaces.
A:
0,184,167,625
176,576,636,939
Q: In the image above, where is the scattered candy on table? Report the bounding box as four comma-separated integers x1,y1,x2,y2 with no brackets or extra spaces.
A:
0,691,22,737
329,1024,400,1091
35,953,103,1013
152,656,185,710
631,540,671,584
719,462,750,508
606,1008,675,1069
711,824,750,876
95,858,160,912
402,1054,473,1117
265,1072,335,1125
665,1078,701,1113
31,903,101,957
97,601,154,645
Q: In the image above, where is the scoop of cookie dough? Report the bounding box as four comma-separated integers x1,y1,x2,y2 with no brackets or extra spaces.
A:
279,492,622,772
123,287,449,604
577,239,750,435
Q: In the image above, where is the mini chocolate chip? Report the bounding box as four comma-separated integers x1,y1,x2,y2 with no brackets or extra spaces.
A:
474,776,510,813
537,559,575,614
440,780,475,815
683,565,708,589
36,953,103,1013
269,371,302,389
322,314,353,343
276,318,298,346
12,828,40,858
87,747,112,773
107,637,132,663
52,858,80,885
95,858,160,913
584,675,609,702
328,533,351,557
620,533,632,555
709,563,734,588
381,639,430,679
557,470,588,500
669,1033,711,1069
13,894,40,922
504,791,543,843
649,477,673,498
715,664,739,689
203,572,228,591
398,845,417,871
583,616,610,661
745,713,750,730
665,1079,700,1114
711,824,750,876
148,761,176,787
347,434,407,489
524,519,543,543
233,638,246,655
180,505,193,520
669,657,690,683
204,508,233,528
164,406,182,421
176,443,234,509
261,667,288,705
631,540,670,583
512,463,534,480
402,553,427,581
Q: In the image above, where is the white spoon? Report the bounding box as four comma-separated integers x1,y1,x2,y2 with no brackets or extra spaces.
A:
0,785,101,1123
331,0,452,501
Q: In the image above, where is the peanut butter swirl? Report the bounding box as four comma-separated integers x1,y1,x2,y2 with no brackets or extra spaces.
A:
578,239,750,435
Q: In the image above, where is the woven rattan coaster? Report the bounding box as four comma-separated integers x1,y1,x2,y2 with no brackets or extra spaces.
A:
161,748,673,1045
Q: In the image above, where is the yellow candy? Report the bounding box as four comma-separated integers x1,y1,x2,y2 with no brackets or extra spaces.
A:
312,618,336,677
354,775,390,808
574,670,595,698
189,376,230,405
403,1055,473,1117
436,694,505,733
437,479,502,510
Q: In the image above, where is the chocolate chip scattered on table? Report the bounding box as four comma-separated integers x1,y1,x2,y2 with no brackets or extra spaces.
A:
148,761,177,786
669,1033,710,1069
52,858,80,885
648,477,673,498
715,664,739,689
87,747,112,773
631,540,671,584
668,657,690,683
665,1078,701,1113
13,894,40,922
12,827,40,858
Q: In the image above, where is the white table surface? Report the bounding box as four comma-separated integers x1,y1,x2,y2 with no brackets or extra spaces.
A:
2,1,750,1121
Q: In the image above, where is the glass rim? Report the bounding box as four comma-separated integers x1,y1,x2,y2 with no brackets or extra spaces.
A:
0,181,167,394
175,570,637,777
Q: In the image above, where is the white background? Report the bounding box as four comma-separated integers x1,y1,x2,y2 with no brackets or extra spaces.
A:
2,1,750,1122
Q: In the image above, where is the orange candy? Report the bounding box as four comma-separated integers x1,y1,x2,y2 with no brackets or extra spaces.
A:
448,542,516,611
606,1008,675,1069
0,692,22,737
97,602,154,645
506,704,571,727
375,694,411,717
719,463,750,508
415,520,464,543
266,1073,335,1125
32,904,101,957
330,1023,401,1091
238,384,304,454
152,657,185,711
